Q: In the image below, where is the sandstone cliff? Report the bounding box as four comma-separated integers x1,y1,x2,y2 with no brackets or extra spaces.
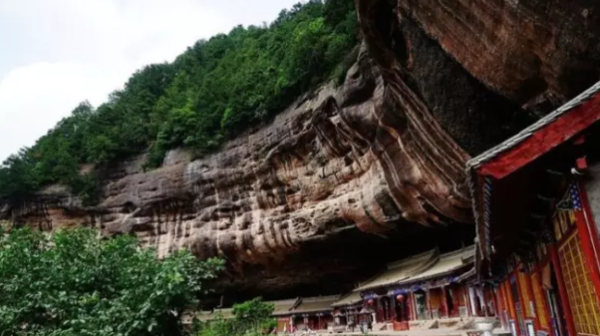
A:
3,0,600,299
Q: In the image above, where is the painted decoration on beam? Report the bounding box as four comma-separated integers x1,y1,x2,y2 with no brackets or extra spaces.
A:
483,177,493,257
363,293,379,300
554,182,580,242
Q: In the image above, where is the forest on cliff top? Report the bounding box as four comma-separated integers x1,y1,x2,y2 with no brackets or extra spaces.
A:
0,0,357,206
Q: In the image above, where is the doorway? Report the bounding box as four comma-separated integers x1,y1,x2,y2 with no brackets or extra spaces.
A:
544,264,566,336
446,288,456,317
414,290,428,320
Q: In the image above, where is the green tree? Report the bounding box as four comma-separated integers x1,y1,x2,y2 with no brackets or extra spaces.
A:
0,227,224,336
0,0,359,203
0,150,39,204
195,298,275,336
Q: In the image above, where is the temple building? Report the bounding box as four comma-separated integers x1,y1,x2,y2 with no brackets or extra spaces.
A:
332,291,364,329
288,295,340,331
194,308,234,323
194,296,340,333
468,82,600,336
347,245,486,331
271,299,300,333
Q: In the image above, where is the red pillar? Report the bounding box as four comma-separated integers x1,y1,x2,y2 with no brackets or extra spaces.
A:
504,280,521,336
534,264,554,336
523,272,540,331
464,286,472,317
480,286,489,317
550,246,576,336
426,289,433,319
497,284,507,329
442,286,449,318
491,286,499,318
408,293,416,321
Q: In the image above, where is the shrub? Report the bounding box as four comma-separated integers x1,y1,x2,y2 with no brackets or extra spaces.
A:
0,227,224,336
195,298,276,336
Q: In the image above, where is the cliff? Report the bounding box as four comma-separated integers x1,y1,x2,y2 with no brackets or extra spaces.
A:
3,0,600,299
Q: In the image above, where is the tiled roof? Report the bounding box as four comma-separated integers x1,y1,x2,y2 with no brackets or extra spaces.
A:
355,249,438,291
332,291,362,307
290,295,340,314
396,246,475,285
267,298,299,316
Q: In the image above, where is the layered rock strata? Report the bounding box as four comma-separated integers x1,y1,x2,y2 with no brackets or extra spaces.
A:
3,0,600,297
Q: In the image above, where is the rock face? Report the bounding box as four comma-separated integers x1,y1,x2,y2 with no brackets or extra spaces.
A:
3,0,600,299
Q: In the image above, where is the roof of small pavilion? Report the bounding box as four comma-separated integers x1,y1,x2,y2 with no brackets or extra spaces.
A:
355,249,438,291
290,295,340,315
467,81,600,263
332,291,362,308
395,245,475,286
195,308,235,322
356,246,474,292
268,298,300,316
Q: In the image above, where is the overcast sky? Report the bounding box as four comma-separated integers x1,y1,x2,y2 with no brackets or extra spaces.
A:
0,0,301,162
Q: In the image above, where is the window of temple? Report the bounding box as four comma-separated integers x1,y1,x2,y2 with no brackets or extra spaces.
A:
558,231,600,336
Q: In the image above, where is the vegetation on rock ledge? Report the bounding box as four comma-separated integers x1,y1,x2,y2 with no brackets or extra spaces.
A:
0,0,357,207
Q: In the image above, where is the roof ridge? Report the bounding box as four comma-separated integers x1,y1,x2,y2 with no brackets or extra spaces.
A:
439,245,476,259
405,249,440,278
467,81,600,170
300,294,341,301
386,248,438,270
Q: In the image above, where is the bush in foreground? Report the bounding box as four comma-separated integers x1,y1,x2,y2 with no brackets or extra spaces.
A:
195,298,276,336
0,228,224,336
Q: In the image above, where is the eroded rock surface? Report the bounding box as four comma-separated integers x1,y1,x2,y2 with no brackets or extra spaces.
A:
3,0,600,298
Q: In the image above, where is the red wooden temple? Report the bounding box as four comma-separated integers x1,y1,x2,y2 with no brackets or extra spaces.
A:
287,295,339,331
468,81,600,336
335,246,492,331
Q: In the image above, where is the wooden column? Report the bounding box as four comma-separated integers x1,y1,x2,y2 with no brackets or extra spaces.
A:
497,284,507,329
550,246,576,336
489,286,497,317
468,286,477,316
524,271,540,331
464,285,472,317
442,286,449,318
378,297,383,322
533,264,553,336
426,289,433,319
504,279,521,336
482,285,489,317
409,293,417,321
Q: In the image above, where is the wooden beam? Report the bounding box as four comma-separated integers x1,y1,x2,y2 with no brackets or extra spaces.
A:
480,93,600,180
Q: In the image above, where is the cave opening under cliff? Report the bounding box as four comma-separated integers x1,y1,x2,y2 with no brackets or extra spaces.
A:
207,220,474,308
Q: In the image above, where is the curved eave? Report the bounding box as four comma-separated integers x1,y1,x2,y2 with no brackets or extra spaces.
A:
466,81,600,267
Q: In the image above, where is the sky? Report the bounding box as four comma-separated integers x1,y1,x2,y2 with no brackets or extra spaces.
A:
0,0,301,162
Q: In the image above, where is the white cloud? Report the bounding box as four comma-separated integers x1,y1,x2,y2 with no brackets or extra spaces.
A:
0,0,301,162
